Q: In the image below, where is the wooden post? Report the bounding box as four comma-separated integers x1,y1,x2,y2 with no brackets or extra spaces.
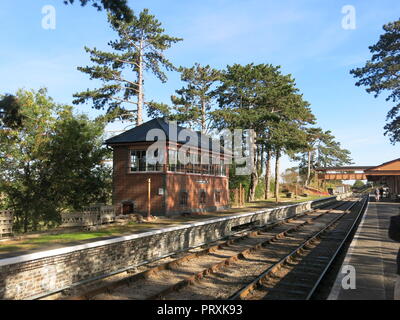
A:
239,183,244,207
147,178,151,220
234,188,239,207
239,184,242,207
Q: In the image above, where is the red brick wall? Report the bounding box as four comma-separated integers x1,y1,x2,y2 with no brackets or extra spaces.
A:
112,144,230,216
112,145,165,214
166,173,229,215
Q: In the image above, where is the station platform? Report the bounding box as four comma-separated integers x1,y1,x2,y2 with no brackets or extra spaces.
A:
328,198,400,300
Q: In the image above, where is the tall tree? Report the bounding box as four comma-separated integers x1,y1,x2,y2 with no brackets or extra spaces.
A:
213,63,314,201
213,64,277,201
269,120,310,202
44,110,112,211
0,89,111,232
261,77,314,201
63,0,133,22
170,63,221,133
302,127,327,186
314,134,352,168
294,128,353,187
350,19,400,143
73,9,182,125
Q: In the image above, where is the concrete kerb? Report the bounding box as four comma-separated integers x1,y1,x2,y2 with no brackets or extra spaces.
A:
327,194,372,300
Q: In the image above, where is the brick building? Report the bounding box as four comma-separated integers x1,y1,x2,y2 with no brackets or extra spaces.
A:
317,158,400,198
105,118,230,216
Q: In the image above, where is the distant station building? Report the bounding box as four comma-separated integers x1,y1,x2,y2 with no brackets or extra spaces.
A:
316,158,400,198
105,118,230,216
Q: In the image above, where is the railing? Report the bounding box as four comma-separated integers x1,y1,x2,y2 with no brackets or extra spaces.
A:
60,205,117,228
0,210,14,237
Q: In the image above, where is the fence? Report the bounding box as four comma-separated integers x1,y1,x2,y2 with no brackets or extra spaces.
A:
0,210,14,238
60,205,117,228
231,184,246,207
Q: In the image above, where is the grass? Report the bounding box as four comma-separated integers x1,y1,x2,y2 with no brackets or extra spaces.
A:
0,194,324,257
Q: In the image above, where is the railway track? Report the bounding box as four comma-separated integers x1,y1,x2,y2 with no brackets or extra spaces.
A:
230,195,367,300
55,196,365,300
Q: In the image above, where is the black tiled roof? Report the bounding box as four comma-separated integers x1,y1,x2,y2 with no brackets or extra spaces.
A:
106,118,170,144
105,118,230,155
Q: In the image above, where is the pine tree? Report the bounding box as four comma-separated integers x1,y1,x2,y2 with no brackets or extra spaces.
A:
350,19,400,143
303,127,326,186
63,0,133,22
170,63,221,133
213,63,314,202
73,9,182,125
294,128,353,187
269,120,310,202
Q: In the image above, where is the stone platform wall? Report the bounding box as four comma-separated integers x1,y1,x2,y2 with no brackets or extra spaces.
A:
0,193,352,300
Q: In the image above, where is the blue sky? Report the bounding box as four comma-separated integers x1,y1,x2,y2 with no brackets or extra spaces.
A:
1,0,399,171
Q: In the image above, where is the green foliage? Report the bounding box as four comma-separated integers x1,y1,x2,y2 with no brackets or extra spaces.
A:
169,63,221,133
314,134,352,167
43,111,112,211
229,164,251,190
146,101,171,119
0,94,25,129
0,89,111,232
294,127,352,185
228,164,250,202
254,179,266,200
350,19,400,143
212,63,314,152
63,0,133,22
281,167,299,184
353,180,365,189
213,63,287,131
212,63,314,201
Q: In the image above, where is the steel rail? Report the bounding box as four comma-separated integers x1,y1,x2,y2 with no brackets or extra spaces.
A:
228,197,361,300
305,194,369,300
35,205,314,300
146,200,348,300
64,200,346,300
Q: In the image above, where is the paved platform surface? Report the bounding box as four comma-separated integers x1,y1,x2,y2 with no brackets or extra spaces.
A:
328,198,400,300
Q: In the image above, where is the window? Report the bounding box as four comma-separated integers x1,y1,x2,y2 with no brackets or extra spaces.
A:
199,190,206,204
216,159,227,177
193,153,201,174
168,149,177,172
122,201,134,215
147,149,162,171
130,150,146,172
130,150,162,172
215,191,221,204
166,148,226,176
210,157,216,175
180,191,188,206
